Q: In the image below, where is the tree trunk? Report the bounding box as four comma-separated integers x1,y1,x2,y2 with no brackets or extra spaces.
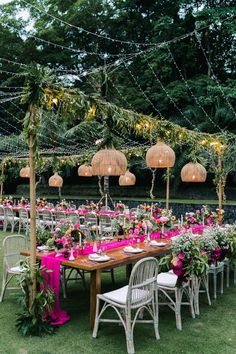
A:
29,105,37,308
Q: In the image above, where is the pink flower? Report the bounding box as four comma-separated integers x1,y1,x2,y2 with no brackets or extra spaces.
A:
74,223,80,230
178,252,185,260
196,210,201,214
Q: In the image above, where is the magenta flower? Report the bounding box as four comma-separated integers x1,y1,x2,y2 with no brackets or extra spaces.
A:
178,252,185,260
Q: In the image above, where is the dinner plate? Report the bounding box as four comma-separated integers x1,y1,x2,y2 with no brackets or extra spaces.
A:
123,246,144,254
153,241,168,247
88,254,111,262
37,245,48,251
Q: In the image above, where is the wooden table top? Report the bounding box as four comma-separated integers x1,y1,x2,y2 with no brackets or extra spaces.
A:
21,240,170,272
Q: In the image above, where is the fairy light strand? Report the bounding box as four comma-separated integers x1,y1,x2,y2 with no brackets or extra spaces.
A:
194,31,236,120
20,0,235,48
166,44,225,133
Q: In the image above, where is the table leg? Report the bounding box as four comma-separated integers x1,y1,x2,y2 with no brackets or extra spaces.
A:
126,263,132,280
90,269,101,328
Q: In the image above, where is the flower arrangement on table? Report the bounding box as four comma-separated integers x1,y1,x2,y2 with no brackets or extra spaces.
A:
115,200,125,212
139,203,151,213
56,199,69,210
202,227,229,264
152,204,162,216
184,211,202,226
18,196,28,207
47,223,86,258
2,195,13,206
154,209,176,231
159,231,210,284
201,205,224,225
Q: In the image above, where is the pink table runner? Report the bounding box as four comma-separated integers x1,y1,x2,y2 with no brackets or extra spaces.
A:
41,254,70,325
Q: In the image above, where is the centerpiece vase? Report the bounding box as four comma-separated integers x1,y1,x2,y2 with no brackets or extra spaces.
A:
69,247,75,261
93,241,98,253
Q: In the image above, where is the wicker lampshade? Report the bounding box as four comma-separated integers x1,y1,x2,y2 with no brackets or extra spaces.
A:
78,164,93,177
48,172,63,187
181,162,207,182
119,170,136,186
92,148,127,176
146,142,175,168
20,165,30,178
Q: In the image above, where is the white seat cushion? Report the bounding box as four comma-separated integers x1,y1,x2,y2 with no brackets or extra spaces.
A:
157,272,178,288
102,285,150,305
9,266,24,274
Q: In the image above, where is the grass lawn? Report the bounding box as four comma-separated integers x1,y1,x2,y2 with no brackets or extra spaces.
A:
0,230,236,354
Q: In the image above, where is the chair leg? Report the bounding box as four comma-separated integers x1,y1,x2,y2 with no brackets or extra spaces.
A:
153,294,160,340
213,272,217,299
92,297,101,338
0,271,8,302
226,264,230,288
220,269,224,295
192,277,200,315
204,275,211,306
175,288,182,331
125,312,135,354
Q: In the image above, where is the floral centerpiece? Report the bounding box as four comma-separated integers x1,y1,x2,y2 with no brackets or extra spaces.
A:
47,223,85,257
202,227,229,264
201,205,224,225
185,211,201,226
115,200,125,212
160,231,210,284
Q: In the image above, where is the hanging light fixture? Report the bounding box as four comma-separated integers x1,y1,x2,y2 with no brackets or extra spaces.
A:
146,141,175,168
78,164,93,177
181,162,207,182
20,165,30,178
146,141,176,211
119,170,136,186
92,148,127,176
48,172,63,187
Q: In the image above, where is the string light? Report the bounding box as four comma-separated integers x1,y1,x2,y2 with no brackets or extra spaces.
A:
194,31,236,120
166,44,225,133
122,60,162,117
0,57,26,67
142,53,198,131
20,0,235,48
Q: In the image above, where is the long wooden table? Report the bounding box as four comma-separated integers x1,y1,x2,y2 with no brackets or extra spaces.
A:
22,241,170,328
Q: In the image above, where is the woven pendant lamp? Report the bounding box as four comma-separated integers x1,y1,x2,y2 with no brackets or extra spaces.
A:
78,164,93,177
181,162,207,182
119,170,136,186
146,141,175,168
48,172,63,187
20,165,30,178
92,148,127,176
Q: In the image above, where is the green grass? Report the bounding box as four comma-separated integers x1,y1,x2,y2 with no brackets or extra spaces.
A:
0,230,236,354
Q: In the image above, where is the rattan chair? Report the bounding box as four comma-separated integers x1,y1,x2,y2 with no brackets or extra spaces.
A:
157,271,195,330
18,208,30,234
4,207,19,233
0,234,27,302
93,257,159,354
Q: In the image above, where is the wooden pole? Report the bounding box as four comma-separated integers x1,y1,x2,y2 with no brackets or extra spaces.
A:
166,168,170,211
0,160,4,200
217,154,223,223
29,105,37,307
